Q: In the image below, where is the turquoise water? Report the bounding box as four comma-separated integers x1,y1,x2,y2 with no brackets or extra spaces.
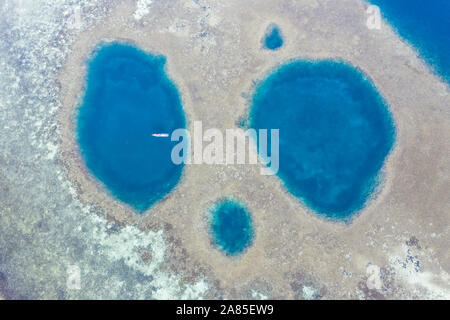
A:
369,0,450,84
249,60,395,220
263,25,283,50
77,42,185,211
209,199,254,256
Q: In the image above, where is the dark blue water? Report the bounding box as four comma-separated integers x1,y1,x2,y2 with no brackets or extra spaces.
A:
77,42,185,212
249,60,395,220
263,24,283,50
369,0,450,84
209,199,254,256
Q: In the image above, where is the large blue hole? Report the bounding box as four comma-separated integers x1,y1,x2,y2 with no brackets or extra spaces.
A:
368,0,450,84
77,42,186,212
249,60,396,220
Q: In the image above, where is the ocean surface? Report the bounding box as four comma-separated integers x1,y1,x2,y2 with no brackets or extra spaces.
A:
249,60,395,220
369,0,450,84
77,42,185,211
263,24,283,50
209,199,254,256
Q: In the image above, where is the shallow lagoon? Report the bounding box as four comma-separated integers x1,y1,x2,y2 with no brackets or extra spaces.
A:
209,199,254,256
77,42,185,211
249,60,395,220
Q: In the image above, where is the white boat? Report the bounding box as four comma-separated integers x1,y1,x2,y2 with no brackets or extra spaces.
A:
152,133,169,137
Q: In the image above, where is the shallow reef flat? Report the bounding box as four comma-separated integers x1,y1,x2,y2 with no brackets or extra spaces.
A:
0,0,449,299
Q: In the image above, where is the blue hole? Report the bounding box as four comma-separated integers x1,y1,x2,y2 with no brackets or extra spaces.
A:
249,60,396,220
77,42,186,212
209,198,254,256
263,24,284,50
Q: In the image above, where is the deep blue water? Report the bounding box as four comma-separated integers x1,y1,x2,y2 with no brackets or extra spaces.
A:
369,0,450,84
209,199,254,256
263,25,283,50
249,60,395,220
77,42,185,211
